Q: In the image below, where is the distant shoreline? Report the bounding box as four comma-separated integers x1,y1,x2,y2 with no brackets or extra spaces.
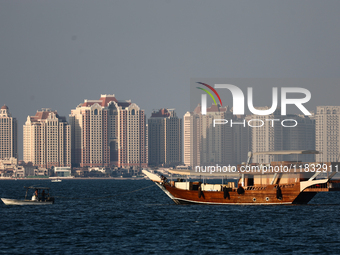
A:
0,177,146,180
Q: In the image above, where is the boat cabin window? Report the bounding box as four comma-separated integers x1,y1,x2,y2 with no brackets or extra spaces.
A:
248,176,254,186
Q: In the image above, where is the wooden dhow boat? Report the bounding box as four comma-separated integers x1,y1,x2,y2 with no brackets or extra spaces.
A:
143,151,340,205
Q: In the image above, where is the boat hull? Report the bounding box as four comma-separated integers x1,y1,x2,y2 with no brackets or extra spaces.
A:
143,170,326,205
156,183,316,205
1,198,54,205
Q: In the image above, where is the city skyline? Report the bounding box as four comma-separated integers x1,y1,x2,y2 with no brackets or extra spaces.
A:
2,101,340,177
2,96,340,161
2,1,340,159
1,99,340,163
2,100,340,162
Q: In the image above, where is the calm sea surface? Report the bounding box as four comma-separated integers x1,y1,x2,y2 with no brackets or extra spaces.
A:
1,179,340,254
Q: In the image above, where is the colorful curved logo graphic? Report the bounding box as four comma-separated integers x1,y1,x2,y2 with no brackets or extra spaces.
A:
196,82,223,106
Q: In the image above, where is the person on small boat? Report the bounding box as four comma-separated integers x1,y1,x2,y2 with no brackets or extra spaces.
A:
41,190,46,202
32,189,38,201
161,175,167,184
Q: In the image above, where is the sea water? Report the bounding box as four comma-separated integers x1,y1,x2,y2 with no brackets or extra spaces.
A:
1,179,340,254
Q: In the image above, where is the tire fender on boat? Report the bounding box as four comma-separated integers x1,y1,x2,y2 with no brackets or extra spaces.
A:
198,186,202,198
237,186,245,195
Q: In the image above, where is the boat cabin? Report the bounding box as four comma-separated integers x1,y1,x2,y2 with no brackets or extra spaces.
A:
24,186,54,202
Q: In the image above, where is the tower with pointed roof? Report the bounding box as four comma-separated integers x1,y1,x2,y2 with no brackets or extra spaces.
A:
0,105,17,159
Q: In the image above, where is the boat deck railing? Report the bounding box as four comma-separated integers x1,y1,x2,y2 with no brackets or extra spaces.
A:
244,186,267,191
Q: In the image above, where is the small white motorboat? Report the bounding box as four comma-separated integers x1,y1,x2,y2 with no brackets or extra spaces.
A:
1,198,54,205
1,186,55,205
51,178,62,182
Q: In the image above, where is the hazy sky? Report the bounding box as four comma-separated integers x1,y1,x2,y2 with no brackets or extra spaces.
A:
1,0,340,159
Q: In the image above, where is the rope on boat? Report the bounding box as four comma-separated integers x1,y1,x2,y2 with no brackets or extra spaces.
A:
53,184,155,200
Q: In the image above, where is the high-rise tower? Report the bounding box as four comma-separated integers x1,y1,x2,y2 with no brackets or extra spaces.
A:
0,105,17,159
23,109,71,168
148,109,182,167
316,106,340,162
69,94,147,169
